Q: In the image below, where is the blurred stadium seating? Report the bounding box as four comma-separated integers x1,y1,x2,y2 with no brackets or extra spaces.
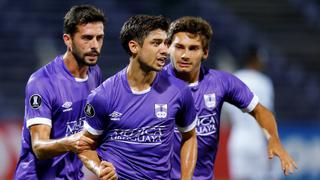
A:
0,0,319,121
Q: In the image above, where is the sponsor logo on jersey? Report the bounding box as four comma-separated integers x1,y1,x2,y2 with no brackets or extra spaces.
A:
29,94,42,109
84,103,95,118
66,117,85,136
204,93,216,109
107,125,165,145
155,104,167,118
109,111,122,121
196,113,217,136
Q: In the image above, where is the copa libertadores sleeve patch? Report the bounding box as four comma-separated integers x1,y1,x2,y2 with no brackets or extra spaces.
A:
29,94,42,109
84,103,95,118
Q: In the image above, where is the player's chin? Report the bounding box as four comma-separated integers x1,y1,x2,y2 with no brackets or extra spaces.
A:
153,64,164,72
176,66,191,73
85,57,98,66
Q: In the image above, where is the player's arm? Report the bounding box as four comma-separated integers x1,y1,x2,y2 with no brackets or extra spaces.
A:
180,128,197,180
29,124,95,160
250,103,298,175
78,129,117,180
177,86,198,180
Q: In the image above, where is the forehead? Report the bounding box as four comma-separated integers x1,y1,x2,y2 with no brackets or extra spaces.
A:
172,32,202,46
76,22,104,35
144,29,167,41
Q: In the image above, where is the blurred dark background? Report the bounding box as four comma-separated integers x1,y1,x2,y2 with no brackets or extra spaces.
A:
1,0,319,121
0,0,319,179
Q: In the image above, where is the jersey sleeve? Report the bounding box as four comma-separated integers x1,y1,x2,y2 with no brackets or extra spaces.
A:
224,72,259,113
175,87,197,132
25,77,53,128
84,86,108,135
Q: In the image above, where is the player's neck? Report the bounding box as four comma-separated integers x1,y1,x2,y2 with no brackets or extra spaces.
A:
126,58,157,92
175,69,200,84
63,52,88,79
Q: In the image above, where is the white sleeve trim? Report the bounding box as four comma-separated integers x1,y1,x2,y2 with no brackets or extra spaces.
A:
177,116,197,133
84,121,104,135
26,117,52,129
242,94,259,113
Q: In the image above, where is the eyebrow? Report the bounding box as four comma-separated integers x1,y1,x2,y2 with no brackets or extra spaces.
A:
151,38,164,42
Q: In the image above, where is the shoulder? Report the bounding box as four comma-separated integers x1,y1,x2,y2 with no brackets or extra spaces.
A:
204,68,250,96
24,60,61,104
92,70,123,97
102,70,122,88
203,68,237,86
159,70,189,91
28,56,63,82
27,61,56,88
207,68,234,79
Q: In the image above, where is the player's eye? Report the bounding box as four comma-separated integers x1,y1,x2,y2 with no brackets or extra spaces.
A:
152,40,162,46
189,46,200,51
96,35,104,42
82,35,93,41
175,44,184,49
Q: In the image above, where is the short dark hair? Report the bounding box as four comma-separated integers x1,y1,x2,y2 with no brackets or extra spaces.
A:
167,16,213,51
64,5,105,36
120,15,170,55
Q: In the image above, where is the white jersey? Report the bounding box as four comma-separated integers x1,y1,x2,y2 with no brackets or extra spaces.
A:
224,69,274,180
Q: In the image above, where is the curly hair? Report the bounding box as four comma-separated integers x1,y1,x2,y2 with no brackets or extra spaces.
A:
167,16,213,50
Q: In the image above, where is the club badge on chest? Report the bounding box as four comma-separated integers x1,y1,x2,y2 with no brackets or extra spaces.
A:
155,104,167,118
204,93,216,109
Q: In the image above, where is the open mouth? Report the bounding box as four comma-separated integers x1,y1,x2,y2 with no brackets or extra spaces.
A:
157,57,167,65
86,51,99,57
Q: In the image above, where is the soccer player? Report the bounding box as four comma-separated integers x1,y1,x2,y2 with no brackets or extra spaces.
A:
225,46,275,179
79,15,198,179
15,5,108,179
165,16,297,180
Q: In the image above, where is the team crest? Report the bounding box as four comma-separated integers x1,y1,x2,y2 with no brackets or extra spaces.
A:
155,104,167,118
29,94,42,109
203,93,216,108
84,103,95,118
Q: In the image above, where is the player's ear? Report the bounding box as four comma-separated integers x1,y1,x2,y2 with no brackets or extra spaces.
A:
63,34,72,50
128,40,139,55
202,49,209,61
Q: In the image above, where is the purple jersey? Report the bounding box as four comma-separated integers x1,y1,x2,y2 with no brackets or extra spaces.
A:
15,56,102,180
166,64,258,180
84,68,197,179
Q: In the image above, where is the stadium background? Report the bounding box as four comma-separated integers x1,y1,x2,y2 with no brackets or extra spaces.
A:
0,0,319,179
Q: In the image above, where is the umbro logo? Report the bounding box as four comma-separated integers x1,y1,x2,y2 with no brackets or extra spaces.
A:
62,101,72,108
62,101,73,112
109,111,122,121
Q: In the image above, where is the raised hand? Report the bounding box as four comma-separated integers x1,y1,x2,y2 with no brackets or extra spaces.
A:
268,137,298,175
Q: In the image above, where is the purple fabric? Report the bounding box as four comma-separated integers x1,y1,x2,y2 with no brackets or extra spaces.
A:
15,56,102,180
166,64,255,180
85,68,196,179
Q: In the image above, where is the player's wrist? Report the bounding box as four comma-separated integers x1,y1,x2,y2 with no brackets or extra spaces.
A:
181,174,192,180
61,136,74,152
90,160,101,176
